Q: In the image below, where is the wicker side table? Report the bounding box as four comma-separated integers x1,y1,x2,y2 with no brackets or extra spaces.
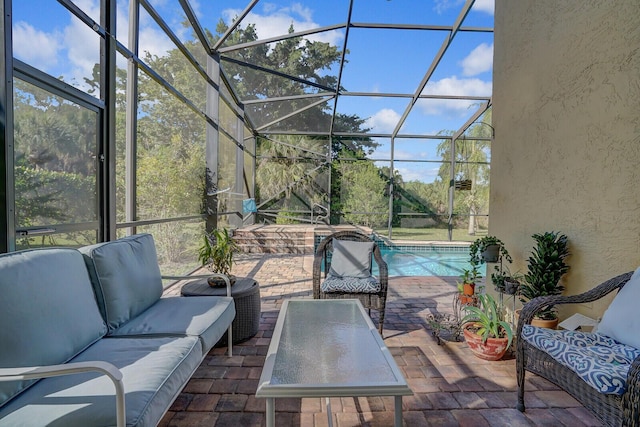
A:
181,276,261,344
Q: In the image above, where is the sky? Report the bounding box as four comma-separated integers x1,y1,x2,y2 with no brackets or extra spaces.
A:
12,0,494,183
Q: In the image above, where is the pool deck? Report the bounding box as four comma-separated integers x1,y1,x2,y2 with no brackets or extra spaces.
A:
161,252,601,427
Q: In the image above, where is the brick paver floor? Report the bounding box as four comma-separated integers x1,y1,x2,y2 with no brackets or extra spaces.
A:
160,253,602,426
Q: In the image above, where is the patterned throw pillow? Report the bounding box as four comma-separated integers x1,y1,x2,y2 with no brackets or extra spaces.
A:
321,274,381,293
597,266,640,349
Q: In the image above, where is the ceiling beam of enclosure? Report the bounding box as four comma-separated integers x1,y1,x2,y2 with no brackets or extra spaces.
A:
176,0,493,140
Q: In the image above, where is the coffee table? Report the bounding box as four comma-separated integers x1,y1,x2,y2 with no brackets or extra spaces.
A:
256,299,412,427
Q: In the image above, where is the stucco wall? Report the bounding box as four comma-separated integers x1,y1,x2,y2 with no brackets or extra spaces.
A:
491,0,640,320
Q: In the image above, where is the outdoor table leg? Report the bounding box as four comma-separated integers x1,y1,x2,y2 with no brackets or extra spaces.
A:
265,398,275,427
394,396,403,427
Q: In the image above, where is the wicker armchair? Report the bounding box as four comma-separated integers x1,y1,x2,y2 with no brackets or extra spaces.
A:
312,231,388,335
516,271,639,427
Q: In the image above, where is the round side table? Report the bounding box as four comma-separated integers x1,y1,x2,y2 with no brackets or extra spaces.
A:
181,276,261,344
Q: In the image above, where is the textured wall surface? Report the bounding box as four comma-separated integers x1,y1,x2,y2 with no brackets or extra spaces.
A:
491,0,640,319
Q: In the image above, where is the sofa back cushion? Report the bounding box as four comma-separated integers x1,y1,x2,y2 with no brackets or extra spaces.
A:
0,248,107,406
80,234,163,334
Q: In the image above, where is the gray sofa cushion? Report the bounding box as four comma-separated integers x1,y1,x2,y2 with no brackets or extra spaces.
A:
0,336,202,427
0,249,107,407
111,296,236,354
80,234,163,334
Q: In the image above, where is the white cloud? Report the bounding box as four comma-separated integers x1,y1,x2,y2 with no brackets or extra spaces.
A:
395,165,440,183
433,0,464,15
436,0,494,15
365,108,401,133
419,76,492,115
472,0,495,15
63,11,101,85
222,4,343,46
137,26,177,59
460,43,493,76
13,22,62,70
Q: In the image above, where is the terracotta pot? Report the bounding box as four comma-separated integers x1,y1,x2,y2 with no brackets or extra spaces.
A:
458,294,476,305
514,309,559,329
463,282,475,296
463,323,510,361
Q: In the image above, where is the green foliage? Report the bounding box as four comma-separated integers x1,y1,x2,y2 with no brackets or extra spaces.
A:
459,267,481,285
519,231,570,319
198,228,239,276
275,208,300,225
339,157,388,228
461,293,513,348
469,235,512,266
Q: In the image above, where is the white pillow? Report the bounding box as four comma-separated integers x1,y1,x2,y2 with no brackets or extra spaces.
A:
596,266,640,349
328,239,374,278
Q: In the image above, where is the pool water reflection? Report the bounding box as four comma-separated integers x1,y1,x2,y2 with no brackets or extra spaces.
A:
374,247,471,277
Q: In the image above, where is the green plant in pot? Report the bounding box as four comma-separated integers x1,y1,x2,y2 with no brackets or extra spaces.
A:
198,228,239,287
461,293,514,361
492,267,524,295
469,236,512,265
518,231,570,326
457,266,481,304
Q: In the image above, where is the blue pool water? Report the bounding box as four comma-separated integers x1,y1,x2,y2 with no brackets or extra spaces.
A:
374,247,471,277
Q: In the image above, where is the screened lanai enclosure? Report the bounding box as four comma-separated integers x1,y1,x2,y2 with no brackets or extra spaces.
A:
1,0,494,273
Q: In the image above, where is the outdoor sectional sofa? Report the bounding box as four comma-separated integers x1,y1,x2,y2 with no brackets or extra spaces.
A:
0,233,236,427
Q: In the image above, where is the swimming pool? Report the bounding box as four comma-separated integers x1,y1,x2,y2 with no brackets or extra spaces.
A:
315,235,472,277
374,246,471,277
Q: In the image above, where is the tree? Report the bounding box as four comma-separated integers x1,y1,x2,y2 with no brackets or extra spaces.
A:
435,110,492,235
339,156,388,228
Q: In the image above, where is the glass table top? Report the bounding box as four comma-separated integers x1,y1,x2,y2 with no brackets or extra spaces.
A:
259,300,409,393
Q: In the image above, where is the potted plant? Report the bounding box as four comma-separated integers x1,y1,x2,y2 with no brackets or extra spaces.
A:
461,293,514,361
198,228,239,287
469,236,512,264
518,231,570,328
457,266,481,304
491,267,524,295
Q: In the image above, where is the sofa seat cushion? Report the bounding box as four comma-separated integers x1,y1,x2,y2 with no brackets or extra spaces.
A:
0,336,202,427
0,249,107,407
321,273,381,293
110,295,236,354
522,325,640,395
80,234,164,334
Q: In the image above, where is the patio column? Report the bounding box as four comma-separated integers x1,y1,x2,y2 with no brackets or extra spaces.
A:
205,53,221,233
0,0,15,252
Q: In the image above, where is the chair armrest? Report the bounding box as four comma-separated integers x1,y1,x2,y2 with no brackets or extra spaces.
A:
371,245,388,292
623,355,640,426
163,273,232,297
517,271,633,336
0,361,126,427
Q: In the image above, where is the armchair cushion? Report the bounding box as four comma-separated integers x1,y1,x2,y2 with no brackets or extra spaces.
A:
596,266,640,349
522,325,640,395
328,239,374,278
321,274,381,293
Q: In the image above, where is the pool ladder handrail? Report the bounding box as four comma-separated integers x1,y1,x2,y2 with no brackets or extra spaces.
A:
311,203,329,225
